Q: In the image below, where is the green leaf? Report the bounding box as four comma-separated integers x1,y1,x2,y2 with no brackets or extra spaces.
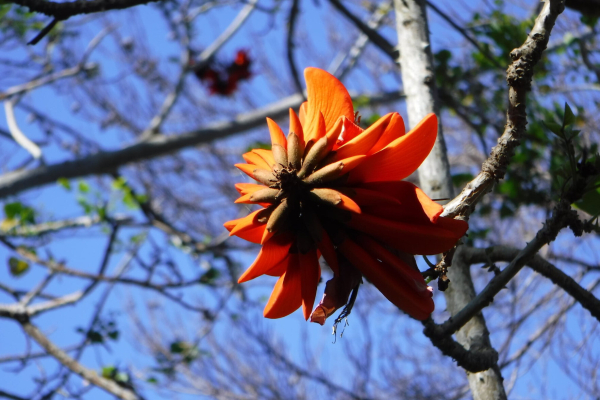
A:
147,377,158,384
4,202,23,219
563,103,575,127
57,178,71,190
8,257,29,277
112,177,127,191
78,181,90,193
199,268,220,285
452,173,474,187
574,180,600,216
543,121,563,138
101,366,116,379
0,4,12,19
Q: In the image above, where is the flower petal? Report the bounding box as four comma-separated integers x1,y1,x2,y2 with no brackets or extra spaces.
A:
347,212,467,255
338,238,434,320
299,251,321,320
224,213,266,244
303,68,354,142
347,113,437,183
366,112,405,155
333,116,363,150
243,151,271,171
356,233,431,296
252,149,276,170
358,181,443,224
238,235,294,283
266,118,287,148
317,228,338,275
235,183,267,195
330,113,393,161
289,108,305,148
264,255,303,319
229,209,265,237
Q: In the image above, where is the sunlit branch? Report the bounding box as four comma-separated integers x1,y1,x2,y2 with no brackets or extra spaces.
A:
3,100,43,160
0,91,403,199
19,320,139,400
442,0,566,219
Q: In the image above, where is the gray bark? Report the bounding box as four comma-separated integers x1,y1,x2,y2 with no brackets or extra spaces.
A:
394,0,452,201
394,1,507,399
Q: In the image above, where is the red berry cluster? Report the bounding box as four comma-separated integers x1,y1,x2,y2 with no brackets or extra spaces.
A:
193,50,252,96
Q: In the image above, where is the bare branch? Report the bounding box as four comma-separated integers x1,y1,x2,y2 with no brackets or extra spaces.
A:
0,91,403,199
442,0,566,220
9,0,162,20
19,320,139,400
4,100,42,160
463,246,600,324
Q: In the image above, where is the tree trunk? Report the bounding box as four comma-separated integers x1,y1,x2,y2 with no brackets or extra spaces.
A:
394,1,507,399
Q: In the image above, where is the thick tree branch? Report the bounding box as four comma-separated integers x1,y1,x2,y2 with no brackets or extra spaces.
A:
442,0,566,219
433,198,581,338
10,0,162,20
0,91,403,199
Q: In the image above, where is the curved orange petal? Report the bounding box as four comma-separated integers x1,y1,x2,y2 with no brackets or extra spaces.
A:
330,113,393,161
229,209,264,237
358,181,443,224
333,116,363,150
266,118,287,148
356,233,431,296
265,256,290,276
236,224,266,244
347,212,467,255
224,217,241,232
338,238,434,320
235,183,267,195
304,110,327,146
303,68,354,141
252,149,276,170
317,228,338,275
299,101,308,126
289,108,305,147
366,112,405,155
264,255,303,319
348,187,402,209
338,192,361,213
299,251,321,320
347,113,437,184
242,151,271,171
238,236,293,283
235,163,258,180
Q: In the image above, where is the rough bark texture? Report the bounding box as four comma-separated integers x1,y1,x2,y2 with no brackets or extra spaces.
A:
394,0,452,201
445,248,508,400
394,1,507,398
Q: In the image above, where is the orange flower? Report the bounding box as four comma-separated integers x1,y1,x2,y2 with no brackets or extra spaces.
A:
224,67,468,322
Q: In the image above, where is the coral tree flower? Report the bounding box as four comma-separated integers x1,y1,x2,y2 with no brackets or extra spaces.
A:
224,67,468,323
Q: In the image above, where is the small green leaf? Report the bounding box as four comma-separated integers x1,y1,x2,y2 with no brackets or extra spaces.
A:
199,268,220,285
563,103,575,127
543,121,563,138
8,257,29,277
78,181,90,193
112,177,127,191
4,202,23,219
57,178,71,190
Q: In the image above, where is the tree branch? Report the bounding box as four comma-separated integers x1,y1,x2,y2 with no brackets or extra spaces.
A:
463,246,600,324
10,0,162,20
442,0,566,220
19,320,139,400
0,91,403,199
434,198,581,337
